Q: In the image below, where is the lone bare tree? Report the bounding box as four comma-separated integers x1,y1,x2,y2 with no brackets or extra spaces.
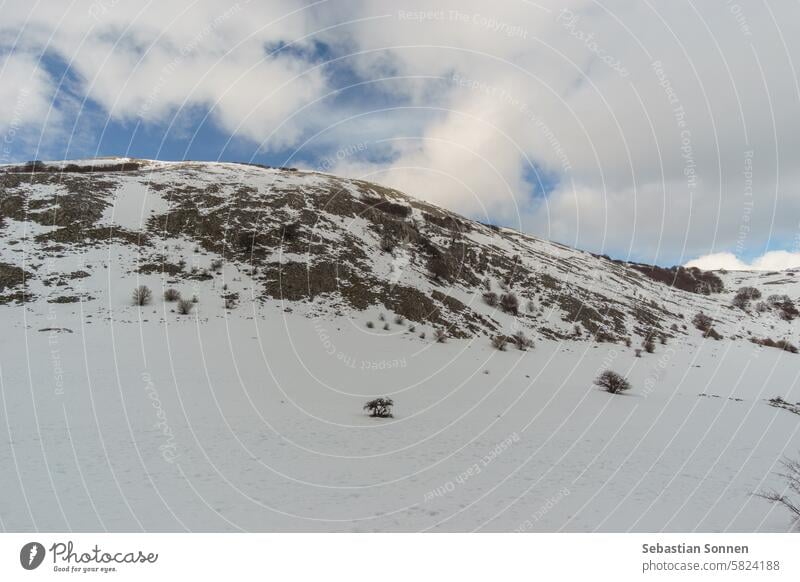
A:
363,397,394,418
594,370,632,394
757,455,800,526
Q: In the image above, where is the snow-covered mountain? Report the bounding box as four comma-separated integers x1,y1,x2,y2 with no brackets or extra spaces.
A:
1,158,799,532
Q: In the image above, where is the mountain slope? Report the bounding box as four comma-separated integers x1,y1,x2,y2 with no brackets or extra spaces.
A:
0,158,799,532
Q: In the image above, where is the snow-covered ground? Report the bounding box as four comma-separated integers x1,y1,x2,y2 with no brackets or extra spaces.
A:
2,294,799,532
1,160,799,532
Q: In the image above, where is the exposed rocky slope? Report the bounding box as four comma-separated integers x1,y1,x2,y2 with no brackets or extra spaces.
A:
3,157,793,348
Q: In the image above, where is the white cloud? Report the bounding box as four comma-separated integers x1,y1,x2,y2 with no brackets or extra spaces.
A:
686,251,800,272
0,52,59,158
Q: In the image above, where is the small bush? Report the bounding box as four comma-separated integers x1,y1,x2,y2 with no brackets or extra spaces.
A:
511,331,534,350
383,323,390,331
596,329,617,343
163,288,181,302
500,293,519,315
733,286,761,310
366,321,375,329
419,332,426,339
624,338,632,347
409,324,416,332
224,298,237,310
394,315,405,325
177,299,194,315
483,291,499,307
692,312,720,339
693,312,723,340
757,455,800,523
363,397,394,418
132,285,152,306
595,370,632,394
210,258,224,271
428,254,452,281
643,336,656,353
526,300,536,313
768,294,799,321
635,349,642,357
751,337,799,354
491,335,508,351
380,233,395,253
434,328,447,343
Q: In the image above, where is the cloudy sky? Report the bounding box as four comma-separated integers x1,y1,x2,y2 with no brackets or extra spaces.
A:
3,0,800,268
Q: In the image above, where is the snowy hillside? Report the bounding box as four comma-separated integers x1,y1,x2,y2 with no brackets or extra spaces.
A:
1,158,799,532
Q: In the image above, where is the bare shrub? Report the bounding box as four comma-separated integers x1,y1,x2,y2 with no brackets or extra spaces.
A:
434,328,447,343
635,349,642,357
210,258,224,271
428,254,452,281
163,288,181,302
757,455,800,524
751,337,799,354
768,294,799,321
733,286,761,310
224,297,237,310
363,397,394,418
394,315,405,325
500,292,519,315
491,335,508,351
596,329,617,343
383,323,390,331
692,311,722,339
693,312,713,332
366,321,375,329
483,291,499,307
177,298,194,315
380,233,395,253
511,331,534,350
643,336,656,353
594,370,632,394
132,285,152,306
